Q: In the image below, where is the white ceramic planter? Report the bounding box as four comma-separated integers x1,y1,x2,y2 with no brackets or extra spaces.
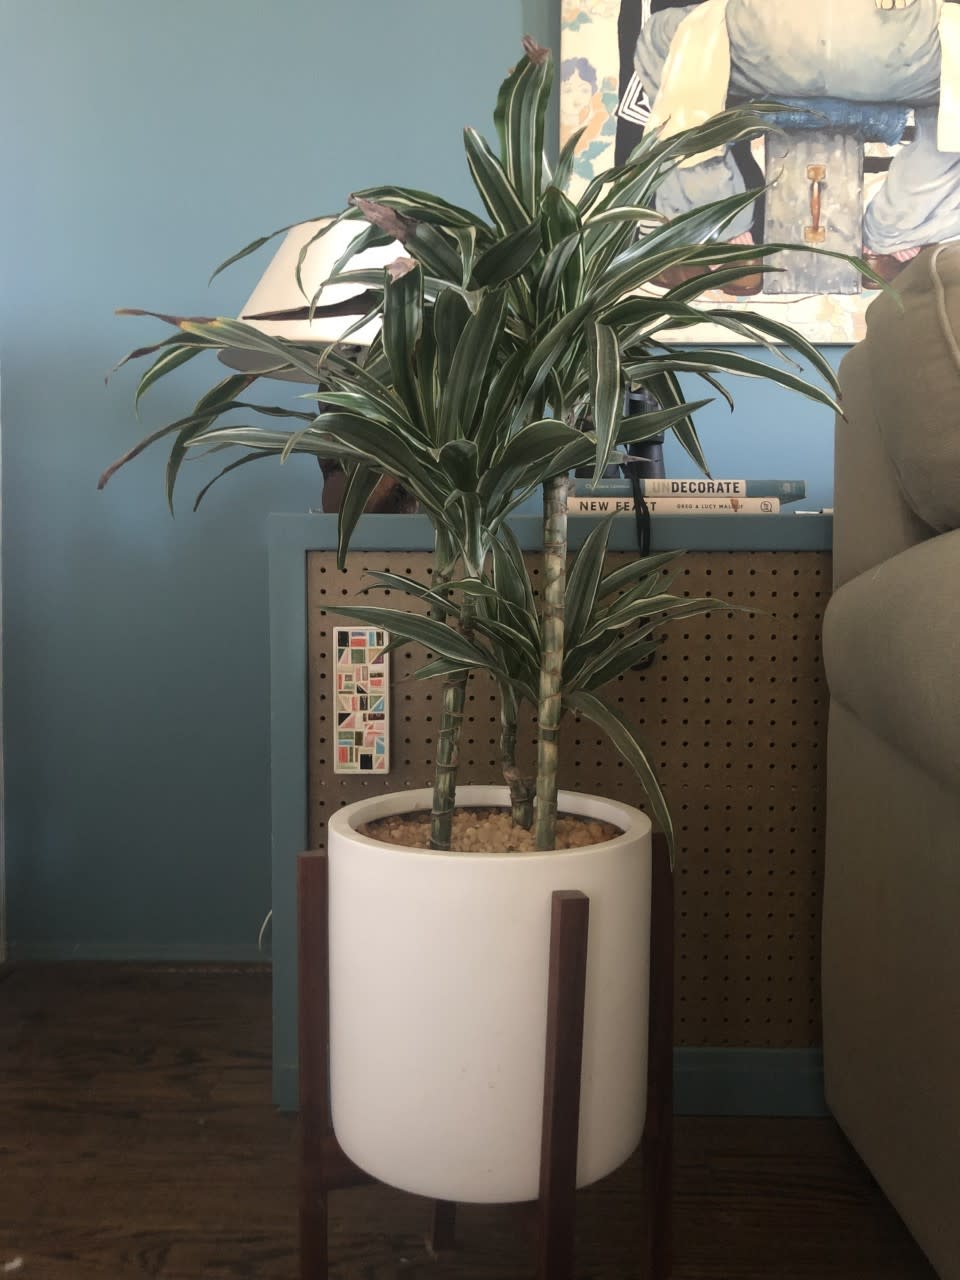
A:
326,786,652,1204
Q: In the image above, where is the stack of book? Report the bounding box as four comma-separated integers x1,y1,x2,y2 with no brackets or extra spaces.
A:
568,477,805,516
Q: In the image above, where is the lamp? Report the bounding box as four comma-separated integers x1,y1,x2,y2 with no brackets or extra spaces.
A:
216,216,414,513
218,217,401,381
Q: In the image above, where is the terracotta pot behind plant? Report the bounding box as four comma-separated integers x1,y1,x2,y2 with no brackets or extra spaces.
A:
326,786,652,1204
319,460,417,514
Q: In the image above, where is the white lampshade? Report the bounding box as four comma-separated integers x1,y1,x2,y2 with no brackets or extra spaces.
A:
218,217,401,382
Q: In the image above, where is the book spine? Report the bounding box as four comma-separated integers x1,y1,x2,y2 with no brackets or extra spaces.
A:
580,479,805,502
569,495,781,515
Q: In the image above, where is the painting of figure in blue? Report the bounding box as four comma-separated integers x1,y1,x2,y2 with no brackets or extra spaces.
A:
562,0,960,337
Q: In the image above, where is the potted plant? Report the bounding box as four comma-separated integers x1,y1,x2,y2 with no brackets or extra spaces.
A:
102,40,860,1203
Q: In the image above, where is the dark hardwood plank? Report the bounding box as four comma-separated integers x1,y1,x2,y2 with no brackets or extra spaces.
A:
0,964,937,1280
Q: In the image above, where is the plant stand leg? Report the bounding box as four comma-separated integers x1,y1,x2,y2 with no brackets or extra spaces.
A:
428,1200,458,1254
640,833,674,1279
537,889,590,1280
298,852,372,1280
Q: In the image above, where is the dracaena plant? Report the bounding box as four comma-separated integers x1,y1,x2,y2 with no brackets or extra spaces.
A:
103,38,865,857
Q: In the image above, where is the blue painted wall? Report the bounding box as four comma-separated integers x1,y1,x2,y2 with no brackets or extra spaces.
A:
0,0,839,958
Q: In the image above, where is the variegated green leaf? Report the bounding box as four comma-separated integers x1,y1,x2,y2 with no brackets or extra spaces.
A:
597,550,684,600
577,634,661,691
510,299,594,423
172,315,333,381
349,194,462,279
321,357,420,426
309,413,444,507
333,605,492,667
493,36,553,212
108,328,209,382
470,613,539,670
483,398,713,513
415,304,440,442
362,570,464,616
163,374,257,512
311,387,414,431
491,526,536,620
598,242,762,305
586,321,622,485
129,342,207,412
704,308,840,393
438,440,480,491
232,402,316,422
632,370,710,475
322,265,467,304
535,232,582,326
181,426,303,453
471,344,527,468
491,417,584,473
447,490,487,577
623,349,841,415
585,205,665,229
414,657,476,682
472,221,542,288
207,212,359,284
316,221,393,306
434,289,473,390
453,226,478,288
551,125,587,195
99,404,233,493
438,288,509,443
463,126,530,236
663,263,781,301
582,594,728,646
350,184,494,233
191,451,274,511
380,261,425,423
565,690,674,860
539,188,583,314
337,464,382,570
564,517,614,648
406,223,464,282
591,185,765,303
613,396,713,450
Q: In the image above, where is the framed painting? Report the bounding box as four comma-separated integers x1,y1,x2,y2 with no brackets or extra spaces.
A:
560,0,960,342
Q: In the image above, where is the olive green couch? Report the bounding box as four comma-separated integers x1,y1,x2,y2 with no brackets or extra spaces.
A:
822,246,960,1279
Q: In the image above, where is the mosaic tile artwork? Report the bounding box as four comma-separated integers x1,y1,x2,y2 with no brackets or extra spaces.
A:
333,627,390,774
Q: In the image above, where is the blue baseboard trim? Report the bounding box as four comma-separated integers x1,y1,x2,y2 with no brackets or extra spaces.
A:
272,1047,827,1117
7,942,268,964
675,1048,827,1117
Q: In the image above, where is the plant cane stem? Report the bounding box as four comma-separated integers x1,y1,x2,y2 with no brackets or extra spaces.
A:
431,669,468,850
430,578,473,851
534,473,568,849
499,687,533,829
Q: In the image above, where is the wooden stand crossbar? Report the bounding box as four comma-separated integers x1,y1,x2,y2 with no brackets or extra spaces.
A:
297,833,673,1279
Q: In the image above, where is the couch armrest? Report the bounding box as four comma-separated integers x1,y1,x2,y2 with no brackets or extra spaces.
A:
863,246,960,534
833,343,933,591
823,529,960,795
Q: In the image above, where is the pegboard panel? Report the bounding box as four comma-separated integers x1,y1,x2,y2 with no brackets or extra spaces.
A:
307,548,830,1049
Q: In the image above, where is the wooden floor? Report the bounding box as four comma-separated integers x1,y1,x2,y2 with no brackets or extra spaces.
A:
0,965,937,1280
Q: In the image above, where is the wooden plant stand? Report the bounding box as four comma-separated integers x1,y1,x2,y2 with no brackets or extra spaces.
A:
297,832,674,1280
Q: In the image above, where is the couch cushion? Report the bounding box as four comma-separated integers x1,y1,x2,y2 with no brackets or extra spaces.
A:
823,529,960,795
863,245,960,532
